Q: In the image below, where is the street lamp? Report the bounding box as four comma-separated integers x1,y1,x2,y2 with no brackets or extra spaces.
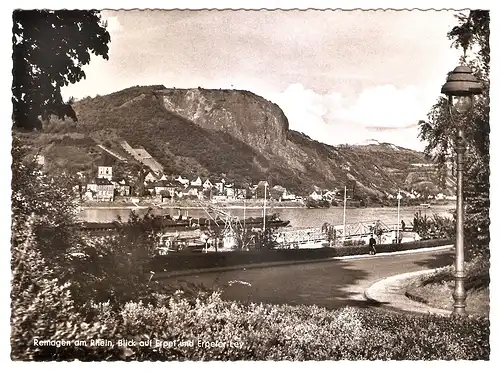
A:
396,190,402,244
441,65,482,316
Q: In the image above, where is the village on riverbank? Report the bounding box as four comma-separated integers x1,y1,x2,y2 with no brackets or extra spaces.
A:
75,161,456,210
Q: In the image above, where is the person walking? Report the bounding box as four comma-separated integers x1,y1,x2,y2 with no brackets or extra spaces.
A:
401,219,406,231
369,235,377,255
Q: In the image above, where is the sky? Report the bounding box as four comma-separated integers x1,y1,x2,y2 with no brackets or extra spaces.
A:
60,9,465,151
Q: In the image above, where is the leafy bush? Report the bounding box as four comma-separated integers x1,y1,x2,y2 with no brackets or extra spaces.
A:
10,213,121,361
412,211,454,240
420,255,490,291
12,290,489,361
343,239,366,247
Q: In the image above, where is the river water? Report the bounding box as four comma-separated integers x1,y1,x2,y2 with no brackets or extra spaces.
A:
80,204,454,230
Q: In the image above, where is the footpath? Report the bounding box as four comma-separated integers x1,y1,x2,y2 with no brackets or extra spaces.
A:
363,268,452,316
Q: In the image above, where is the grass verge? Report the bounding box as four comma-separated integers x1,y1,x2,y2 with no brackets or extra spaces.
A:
405,256,490,318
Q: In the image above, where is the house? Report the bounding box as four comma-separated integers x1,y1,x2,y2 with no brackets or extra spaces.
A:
270,185,286,201
225,184,235,199
214,178,226,194
97,166,113,181
309,190,323,201
282,192,296,201
270,186,296,201
165,181,184,198
152,180,169,196
144,171,158,184
115,183,131,196
86,182,98,193
233,185,248,199
160,174,169,181
190,176,202,187
203,179,213,190
322,190,337,202
175,175,190,187
95,178,114,202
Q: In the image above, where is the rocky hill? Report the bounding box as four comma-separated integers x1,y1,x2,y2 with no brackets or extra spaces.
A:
17,85,452,198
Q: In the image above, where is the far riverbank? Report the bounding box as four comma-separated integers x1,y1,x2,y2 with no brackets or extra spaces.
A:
80,199,454,211
80,199,306,210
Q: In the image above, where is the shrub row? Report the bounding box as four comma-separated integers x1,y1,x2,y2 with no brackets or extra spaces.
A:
419,255,490,290
149,239,452,273
16,291,489,361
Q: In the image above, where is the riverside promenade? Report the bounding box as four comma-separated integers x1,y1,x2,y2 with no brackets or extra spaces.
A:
159,244,454,313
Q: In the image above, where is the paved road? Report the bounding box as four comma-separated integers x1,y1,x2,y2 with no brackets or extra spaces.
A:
162,248,453,310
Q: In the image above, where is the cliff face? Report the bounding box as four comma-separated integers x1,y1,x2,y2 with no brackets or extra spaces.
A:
158,88,288,152
154,87,443,194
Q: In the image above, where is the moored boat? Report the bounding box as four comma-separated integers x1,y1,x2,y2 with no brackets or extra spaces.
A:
77,214,290,233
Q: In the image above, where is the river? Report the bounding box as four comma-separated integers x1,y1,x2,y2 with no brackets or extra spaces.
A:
79,204,454,229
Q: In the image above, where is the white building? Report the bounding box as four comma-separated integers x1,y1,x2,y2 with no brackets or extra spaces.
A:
86,183,98,192
97,166,113,181
175,175,190,186
203,179,213,189
309,190,323,201
191,176,202,187
144,171,160,184
225,185,235,199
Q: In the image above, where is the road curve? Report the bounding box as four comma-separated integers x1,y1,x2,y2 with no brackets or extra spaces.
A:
161,247,453,310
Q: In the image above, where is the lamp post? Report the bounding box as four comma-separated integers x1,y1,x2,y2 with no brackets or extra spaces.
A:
441,65,482,316
397,190,402,243
263,181,267,231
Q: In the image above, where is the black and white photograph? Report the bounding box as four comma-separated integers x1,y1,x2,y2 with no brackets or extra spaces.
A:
7,0,495,362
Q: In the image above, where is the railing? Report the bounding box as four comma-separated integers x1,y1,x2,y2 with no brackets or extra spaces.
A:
275,221,418,248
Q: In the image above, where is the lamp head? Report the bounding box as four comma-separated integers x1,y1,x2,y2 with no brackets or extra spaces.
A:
441,66,482,114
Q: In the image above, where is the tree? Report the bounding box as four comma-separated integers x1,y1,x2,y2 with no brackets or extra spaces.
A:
418,10,490,256
11,138,81,265
12,10,110,130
